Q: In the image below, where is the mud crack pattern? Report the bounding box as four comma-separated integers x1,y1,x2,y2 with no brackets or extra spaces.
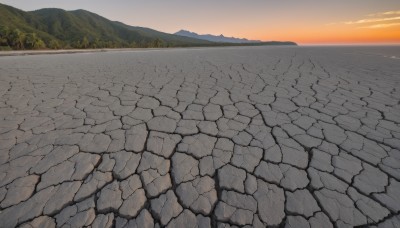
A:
0,46,400,228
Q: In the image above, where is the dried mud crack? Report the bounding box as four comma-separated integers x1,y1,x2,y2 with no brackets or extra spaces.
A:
0,46,399,228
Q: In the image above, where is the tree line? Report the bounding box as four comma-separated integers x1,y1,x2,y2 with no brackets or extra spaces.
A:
0,27,46,50
0,26,167,50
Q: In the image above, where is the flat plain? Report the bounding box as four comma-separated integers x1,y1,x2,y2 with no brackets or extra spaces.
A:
0,46,399,228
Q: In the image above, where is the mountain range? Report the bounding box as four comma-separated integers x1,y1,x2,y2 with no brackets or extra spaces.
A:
0,3,296,50
175,30,262,43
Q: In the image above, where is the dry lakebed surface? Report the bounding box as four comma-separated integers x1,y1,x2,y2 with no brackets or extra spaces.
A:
0,46,399,228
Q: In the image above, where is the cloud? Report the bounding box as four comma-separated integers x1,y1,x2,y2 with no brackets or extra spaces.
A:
360,22,400,29
368,10,400,17
345,16,400,25
327,9,400,29
383,11,400,15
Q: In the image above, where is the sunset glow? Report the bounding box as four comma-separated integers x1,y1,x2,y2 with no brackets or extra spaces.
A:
1,0,400,45
233,9,400,45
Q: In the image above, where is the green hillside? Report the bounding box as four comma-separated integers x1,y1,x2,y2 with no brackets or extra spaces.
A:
0,3,296,50
0,3,213,50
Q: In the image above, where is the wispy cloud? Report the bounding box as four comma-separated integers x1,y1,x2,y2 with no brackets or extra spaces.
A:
382,11,400,15
327,10,400,29
360,22,400,29
345,16,400,25
368,10,400,17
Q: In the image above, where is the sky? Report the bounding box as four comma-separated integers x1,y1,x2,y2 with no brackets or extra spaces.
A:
1,0,400,45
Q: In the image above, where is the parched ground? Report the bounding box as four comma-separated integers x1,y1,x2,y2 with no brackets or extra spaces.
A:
0,46,399,228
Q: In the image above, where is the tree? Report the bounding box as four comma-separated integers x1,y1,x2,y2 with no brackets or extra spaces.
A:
130,41,137,48
72,40,81,48
91,38,100,49
139,39,148,48
81,36,89,48
0,26,10,47
9,29,24,49
152,38,163,48
106,40,114,48
24,33,45,49
49,40,61,49
24,33,35,49
35,39,46,49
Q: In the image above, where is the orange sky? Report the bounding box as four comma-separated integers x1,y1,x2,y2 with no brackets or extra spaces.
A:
246,20,400,44
245,11,400,44
2,0,400,44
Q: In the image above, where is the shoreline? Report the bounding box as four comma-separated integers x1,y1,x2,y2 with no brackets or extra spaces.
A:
1,45,399,57
0,46,294,57
0,48,157,57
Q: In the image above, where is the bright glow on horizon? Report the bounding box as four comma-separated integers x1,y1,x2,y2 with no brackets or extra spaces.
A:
1,0,399,45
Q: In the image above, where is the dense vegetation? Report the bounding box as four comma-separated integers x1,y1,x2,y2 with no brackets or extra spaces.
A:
0,3,215,50
0,25,169,50
0,3,296,50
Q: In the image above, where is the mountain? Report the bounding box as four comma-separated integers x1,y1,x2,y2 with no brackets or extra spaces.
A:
0,3,213,49
175,30,262,43
0,3,296,50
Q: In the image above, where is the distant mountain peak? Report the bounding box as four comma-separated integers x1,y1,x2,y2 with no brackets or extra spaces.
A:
175,30,262,43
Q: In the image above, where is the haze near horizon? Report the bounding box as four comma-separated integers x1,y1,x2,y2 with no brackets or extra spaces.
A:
1,0,400,45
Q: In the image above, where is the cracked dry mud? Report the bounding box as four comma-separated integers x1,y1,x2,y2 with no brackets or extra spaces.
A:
0,46,399,228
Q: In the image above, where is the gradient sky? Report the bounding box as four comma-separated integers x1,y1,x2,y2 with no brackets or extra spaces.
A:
1,0,400,44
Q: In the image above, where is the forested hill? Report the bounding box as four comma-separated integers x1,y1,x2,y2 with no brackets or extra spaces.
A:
0,3,213,50
0,3,296,50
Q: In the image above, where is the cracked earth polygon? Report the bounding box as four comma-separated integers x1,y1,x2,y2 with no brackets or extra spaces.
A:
0,46,399,227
